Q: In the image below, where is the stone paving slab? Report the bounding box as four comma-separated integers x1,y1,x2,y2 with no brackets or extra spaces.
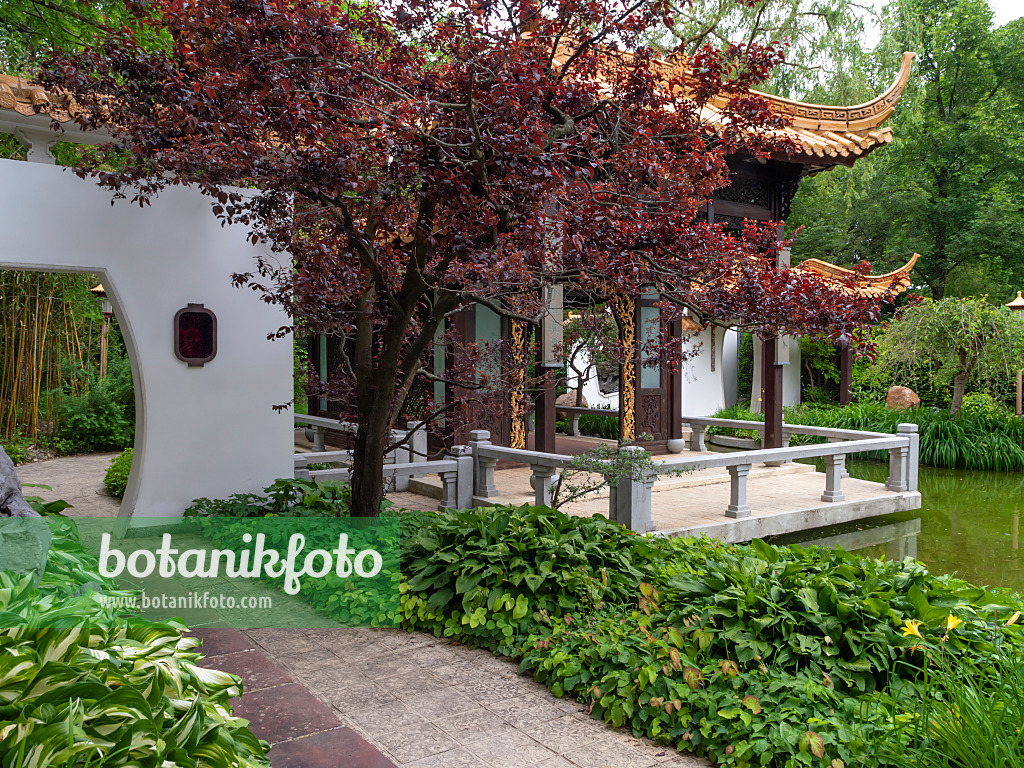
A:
244,627,710,768
191,628,399,767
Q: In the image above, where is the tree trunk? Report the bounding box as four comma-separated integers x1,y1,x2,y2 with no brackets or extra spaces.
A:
950,370,968,417
349,416,390,518
949,347,974,418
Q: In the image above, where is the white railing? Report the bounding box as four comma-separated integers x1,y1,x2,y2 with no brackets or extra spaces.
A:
468,419,918,533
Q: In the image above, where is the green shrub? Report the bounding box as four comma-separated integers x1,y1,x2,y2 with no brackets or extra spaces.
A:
0,516,269,768
1,437,31,464
705,405,763,439
54,375,133,453
104,447,133,497
400,505,653,654
185,477,352,517
577,405,619,439
390,505,1024,768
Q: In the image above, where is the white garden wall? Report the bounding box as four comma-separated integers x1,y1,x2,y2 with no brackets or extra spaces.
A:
0,159,293,527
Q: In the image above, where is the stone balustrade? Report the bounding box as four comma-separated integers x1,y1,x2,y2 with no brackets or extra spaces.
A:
292,417,920,535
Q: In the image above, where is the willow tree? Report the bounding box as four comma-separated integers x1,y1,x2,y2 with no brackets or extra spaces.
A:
873,297,1024,415
43,0,892,516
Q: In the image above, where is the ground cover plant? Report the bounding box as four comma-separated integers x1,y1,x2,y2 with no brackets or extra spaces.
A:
0,510,270,767
708,400,1024,472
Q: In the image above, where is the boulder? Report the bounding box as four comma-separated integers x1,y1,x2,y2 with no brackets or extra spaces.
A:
0,517,52,585
885,386,921,410
556,390,587,411
0,446,40,518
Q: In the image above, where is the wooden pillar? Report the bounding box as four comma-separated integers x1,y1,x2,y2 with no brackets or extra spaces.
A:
761,335,784,449
1017,369,1022,417
669,318,683,441
839,341,854,406
534,355,557,453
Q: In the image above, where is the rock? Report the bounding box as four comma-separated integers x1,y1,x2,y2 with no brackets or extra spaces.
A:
885,386,921,410
0,517,52,585
0,446,41,518
556,390,587,412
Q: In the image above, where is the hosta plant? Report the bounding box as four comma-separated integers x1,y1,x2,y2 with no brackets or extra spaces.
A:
0,516,270,768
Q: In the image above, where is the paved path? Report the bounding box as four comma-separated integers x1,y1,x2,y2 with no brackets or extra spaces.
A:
239,626,705,768
15,452,121,517
24,453,710,768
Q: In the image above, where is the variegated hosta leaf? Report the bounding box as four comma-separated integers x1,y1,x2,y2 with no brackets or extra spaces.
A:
0,518,270,768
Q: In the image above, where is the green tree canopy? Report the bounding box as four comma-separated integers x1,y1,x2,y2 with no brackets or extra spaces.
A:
789,0,1024,301
0,0,162,73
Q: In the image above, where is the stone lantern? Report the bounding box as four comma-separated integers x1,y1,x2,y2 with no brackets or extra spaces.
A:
1007,291,1024,416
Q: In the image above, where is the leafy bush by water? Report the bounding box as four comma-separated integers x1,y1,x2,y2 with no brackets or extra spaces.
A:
395,506,1024,768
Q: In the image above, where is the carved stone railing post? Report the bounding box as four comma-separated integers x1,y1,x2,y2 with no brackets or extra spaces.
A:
568,413,581,436
313,425,325,452
725,464,752,518
613,446,655,533
390,429,411,491
531,464,559,508
886,430,911,493
439,447,473,511
900,423,919,492
468,430,499,499
407,421,427,464
690,424,707,451
827,437,850,478
821,454,845,502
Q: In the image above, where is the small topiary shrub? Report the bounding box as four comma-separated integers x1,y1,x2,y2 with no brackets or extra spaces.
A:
104,447,133,497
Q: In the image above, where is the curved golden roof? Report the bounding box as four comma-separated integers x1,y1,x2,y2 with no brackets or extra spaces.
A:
1006,291,1024,310
701,53,916,172
794,253,919,298
0,74,74,121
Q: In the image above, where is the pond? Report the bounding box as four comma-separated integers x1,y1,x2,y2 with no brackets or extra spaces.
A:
771,459,1024,593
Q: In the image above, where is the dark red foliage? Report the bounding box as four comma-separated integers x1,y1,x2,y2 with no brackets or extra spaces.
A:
40,0,894,515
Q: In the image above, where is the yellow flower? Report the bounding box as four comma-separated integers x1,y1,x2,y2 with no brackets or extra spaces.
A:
901,619,924,638
944,615,963,632
1007,611,1020,626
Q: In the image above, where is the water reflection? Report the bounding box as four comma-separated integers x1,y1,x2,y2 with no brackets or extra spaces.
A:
771,459,1024,592
798,518,920,561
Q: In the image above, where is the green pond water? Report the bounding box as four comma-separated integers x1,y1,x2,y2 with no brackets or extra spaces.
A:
770,459,1024,594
